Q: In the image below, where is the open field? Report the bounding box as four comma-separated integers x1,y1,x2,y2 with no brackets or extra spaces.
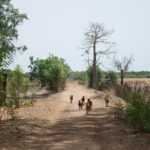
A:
117,78,150,85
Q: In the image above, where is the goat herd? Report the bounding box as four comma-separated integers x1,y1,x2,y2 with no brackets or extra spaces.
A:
70,95,110,114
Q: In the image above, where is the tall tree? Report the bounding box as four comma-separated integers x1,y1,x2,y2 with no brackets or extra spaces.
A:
0,0,28,67
112,55,134,86
79,22,116,89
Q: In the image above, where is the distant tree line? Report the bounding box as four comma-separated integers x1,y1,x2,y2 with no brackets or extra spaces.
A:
68,71,150,81
116,71,150,78
68,67,118,90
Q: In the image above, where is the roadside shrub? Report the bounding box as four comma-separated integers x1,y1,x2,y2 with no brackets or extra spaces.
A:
21,78,30,98
23,86,37,107
77,71,87,85
7,65,30,108
29,86,37,106
114,92,150,132
107,70,118,85
7,65,25,108
113,102,124,120
87,66,103,88
28,54,71,92
68,71,78,80
96,80,109,91
6,99,19,120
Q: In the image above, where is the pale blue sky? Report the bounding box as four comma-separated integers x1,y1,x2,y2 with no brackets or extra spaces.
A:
10,0,150,72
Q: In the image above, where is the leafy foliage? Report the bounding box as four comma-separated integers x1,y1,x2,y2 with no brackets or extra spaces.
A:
21,78,30,97
0,0,28,85
28,54,71,92
7,64,29,108
107,70,118,85
0,0,28,67
87,66,103,88
77,71,88,85
68,71,79,80
96,80,109,91
114,92,150,132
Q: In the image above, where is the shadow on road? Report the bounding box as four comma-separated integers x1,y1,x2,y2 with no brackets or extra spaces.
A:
1,106,149,150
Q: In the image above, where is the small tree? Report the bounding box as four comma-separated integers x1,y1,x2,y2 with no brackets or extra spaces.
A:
7,65,25,108
112,55,134,86
47,58,64,92
21,78,30,98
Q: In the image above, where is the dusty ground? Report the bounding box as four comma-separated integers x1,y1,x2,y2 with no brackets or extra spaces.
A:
0,81,150,150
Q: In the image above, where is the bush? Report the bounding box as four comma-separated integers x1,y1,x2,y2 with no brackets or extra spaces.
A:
113,102,124,120
77,71,87,85
29,54,71,92
114,92,150,132
87,66,103,88
96,80,109,91
7,65,30,108
107,70,118,85
7,65,25,108
21,78,30,97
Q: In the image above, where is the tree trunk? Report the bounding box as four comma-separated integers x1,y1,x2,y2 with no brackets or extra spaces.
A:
121,70,123,86
93,43,97,89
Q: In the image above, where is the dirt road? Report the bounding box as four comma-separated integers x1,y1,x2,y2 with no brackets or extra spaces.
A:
1,82,150,150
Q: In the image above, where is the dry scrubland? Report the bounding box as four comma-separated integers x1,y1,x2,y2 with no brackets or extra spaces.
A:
0,79,150,150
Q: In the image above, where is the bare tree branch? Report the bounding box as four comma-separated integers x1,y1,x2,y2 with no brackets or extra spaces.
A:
84,56,91,67
78,21,116,88
112,55,134,85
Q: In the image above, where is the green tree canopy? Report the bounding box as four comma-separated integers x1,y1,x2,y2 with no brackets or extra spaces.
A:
77,71,88,85
107,70,118,85
28,54,71,92
0,0,28,67
87,66,103,88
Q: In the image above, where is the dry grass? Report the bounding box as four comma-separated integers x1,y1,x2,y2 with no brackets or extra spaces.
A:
117,78,150,85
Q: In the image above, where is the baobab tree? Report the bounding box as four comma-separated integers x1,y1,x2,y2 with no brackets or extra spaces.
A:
79,22,116,89
112,55,134,86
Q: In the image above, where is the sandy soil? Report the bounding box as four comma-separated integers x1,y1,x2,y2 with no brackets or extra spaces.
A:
0,81,150,150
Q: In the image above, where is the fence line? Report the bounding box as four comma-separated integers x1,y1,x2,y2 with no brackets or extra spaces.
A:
114,82,150,102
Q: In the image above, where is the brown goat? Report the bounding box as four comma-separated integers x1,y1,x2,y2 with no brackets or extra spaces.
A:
78,100,84,110
81,96,85,104
105,95,109,107
70,95,73,103
86,102,91,114
87,98,92,110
